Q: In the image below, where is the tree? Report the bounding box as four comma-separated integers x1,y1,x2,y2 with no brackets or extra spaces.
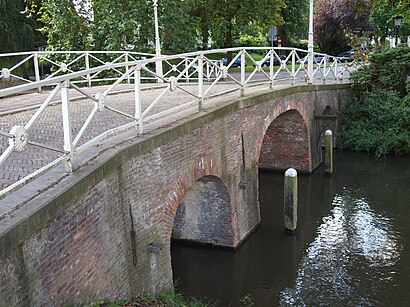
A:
370,0,410,45
186,0,214,50
0,0,44,52
24,0,312,56
214,0,285,49
29,0,199,54
279,0,309,46
27,0,91,50
92,0,151,51
159,0,198,53
186,0,285,60
314,0,348,54
314,0,372,55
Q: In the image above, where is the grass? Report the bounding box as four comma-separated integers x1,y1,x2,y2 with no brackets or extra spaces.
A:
158,289,212,307
87,289,214,307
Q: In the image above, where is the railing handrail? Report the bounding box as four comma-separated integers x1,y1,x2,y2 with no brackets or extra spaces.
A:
0,46,361,198
0,47,333,97
0,50,155,57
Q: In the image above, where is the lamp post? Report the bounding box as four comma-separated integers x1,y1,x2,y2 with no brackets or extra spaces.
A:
394,15,403,47
307,0,314,84
153,0,163,81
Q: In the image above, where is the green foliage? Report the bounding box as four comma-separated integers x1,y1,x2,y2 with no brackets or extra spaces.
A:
92,0,152,51
0,0,44,52
339,47,410,157
279,0,309,46
87,289,213,307
350,46,410,97
28,0,91,50
159,288,212,307
314,0,372,54
186,0,286,50
236,24,268,47
370,0,410,44
160,0,198,53
11,0,309,54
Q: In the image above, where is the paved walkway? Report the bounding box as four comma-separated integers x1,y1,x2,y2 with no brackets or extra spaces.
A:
0,80,256,190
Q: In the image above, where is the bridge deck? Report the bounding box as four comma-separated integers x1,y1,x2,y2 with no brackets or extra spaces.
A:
0,73,348,202
0,80,267,189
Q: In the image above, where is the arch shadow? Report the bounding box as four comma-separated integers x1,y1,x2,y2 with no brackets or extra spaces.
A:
171,175,233,247
259,109,312,173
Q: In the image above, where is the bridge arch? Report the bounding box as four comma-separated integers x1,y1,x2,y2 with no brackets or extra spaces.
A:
259,109,312,173
171,175,233,247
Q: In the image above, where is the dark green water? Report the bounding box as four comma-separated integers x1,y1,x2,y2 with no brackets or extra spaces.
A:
171,151,410,306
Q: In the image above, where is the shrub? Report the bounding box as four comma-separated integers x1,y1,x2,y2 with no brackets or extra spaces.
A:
339,46,410,157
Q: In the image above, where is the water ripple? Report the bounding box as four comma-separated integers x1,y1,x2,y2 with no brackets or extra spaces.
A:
280,189,402,306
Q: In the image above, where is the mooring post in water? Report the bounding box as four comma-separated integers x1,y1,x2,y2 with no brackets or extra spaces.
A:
325,130,333,175
284,168,298,234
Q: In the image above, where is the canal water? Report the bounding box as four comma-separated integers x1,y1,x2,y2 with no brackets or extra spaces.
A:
171,151,410,306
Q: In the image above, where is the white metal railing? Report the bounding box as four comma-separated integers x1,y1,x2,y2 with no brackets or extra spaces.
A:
0,47,361,198
0,50,155,90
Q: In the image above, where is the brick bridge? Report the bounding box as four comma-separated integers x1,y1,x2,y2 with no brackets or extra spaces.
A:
0,83,351,305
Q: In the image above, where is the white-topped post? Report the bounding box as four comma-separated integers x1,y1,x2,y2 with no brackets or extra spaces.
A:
325,130,333,174
284,168,298,234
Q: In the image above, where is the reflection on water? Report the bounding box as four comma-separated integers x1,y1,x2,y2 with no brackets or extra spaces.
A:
172,152,410,306
280,190,401,306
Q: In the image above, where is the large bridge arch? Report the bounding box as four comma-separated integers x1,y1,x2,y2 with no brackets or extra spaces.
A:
171,175,233,247
259,109,312,173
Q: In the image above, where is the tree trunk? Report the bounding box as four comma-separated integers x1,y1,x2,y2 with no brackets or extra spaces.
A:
201,22,209,50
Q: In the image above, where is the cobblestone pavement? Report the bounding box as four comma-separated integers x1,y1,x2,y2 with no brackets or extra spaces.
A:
0,70,346,193
0,79,267,191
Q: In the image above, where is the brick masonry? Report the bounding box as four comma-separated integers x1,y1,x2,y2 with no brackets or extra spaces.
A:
172,176,234,246
0,84,352,306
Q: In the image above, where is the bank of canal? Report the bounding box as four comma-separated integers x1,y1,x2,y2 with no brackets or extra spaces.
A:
172,151,410,306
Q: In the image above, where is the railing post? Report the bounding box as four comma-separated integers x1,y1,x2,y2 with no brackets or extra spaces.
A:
241,49,246,96
185,58,190,83
61,80,74,173
134,64,143,134
291,50,296,85
269,48,274,89
125,52,131,84
334,59,338,81
308,0,314,84
85,51,91,87
34,53,42,93
198,55,204,111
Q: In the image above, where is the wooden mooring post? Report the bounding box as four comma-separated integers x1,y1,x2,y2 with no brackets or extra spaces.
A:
284,168,298,234
325,130,333,175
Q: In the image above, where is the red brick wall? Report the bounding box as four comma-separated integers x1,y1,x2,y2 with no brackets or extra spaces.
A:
0,86,351,306
259,109,312,172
